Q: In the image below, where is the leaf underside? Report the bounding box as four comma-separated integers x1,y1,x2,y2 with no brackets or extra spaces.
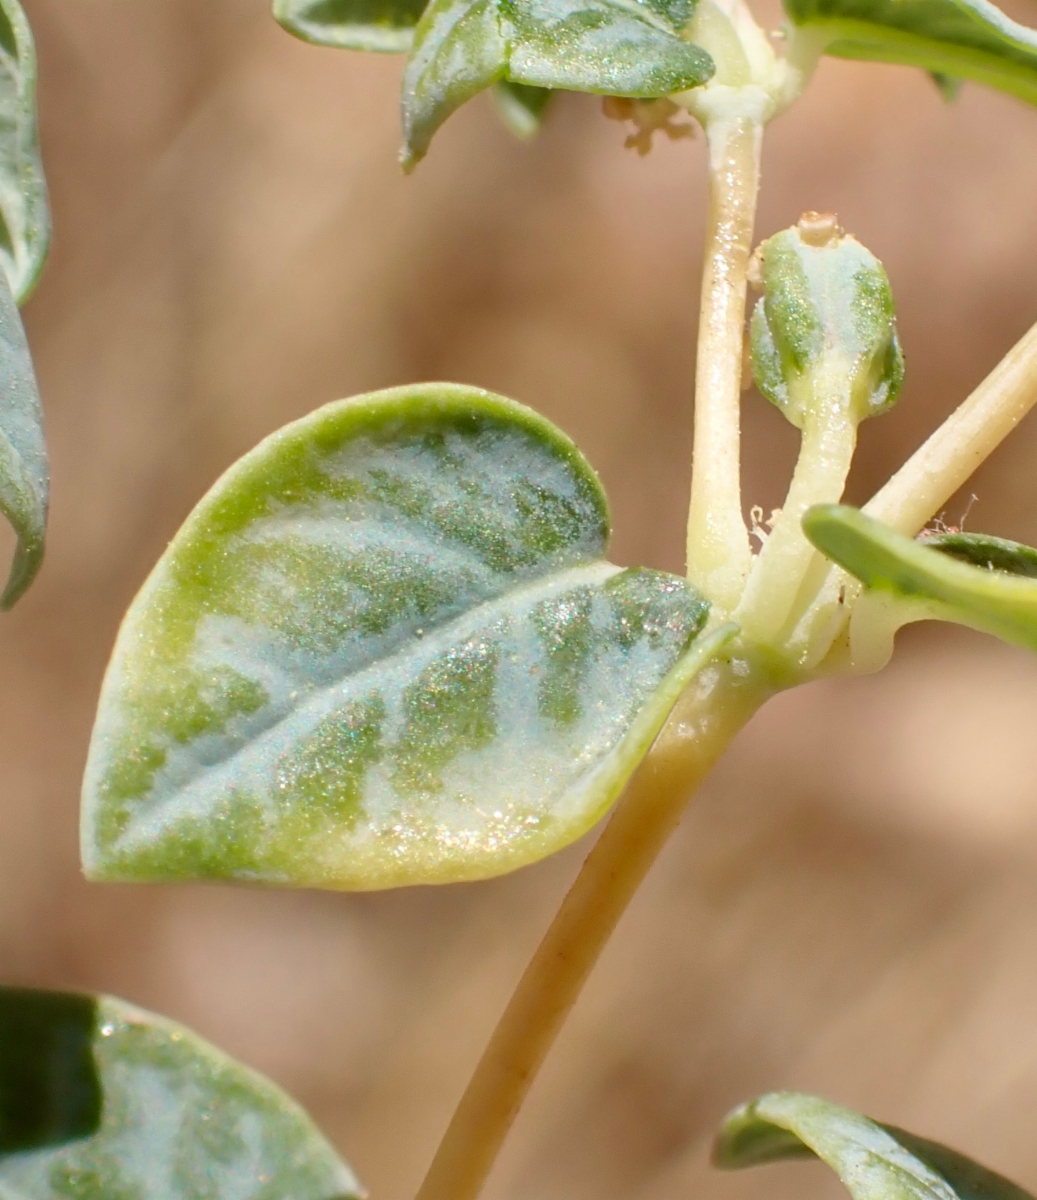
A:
0,0,49,303
83,383,721,891
0,986,360,1200
714,1091,1034,1200
401,0,713,165
0,263,46,609
803,504,1037,653
783,0,1037,107
0,0,50,608
273,0,429,52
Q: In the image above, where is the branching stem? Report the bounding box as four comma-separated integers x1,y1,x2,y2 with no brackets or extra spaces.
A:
685,112,761,611
412,654,772,1200
863,316,1037,534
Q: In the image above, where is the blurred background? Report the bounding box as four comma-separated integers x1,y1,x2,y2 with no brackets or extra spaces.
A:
3,1,1037,1197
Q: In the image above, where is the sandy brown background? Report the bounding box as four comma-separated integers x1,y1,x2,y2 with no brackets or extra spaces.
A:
3,1,1037,1197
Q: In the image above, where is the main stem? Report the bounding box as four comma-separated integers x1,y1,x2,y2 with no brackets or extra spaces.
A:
413,657,771,1200
685,112,762,613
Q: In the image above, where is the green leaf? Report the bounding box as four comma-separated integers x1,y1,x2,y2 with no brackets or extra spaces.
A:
0,986,360,1199
0,0,49,303
83,383,726,890
783,0,1037,108
400,0,714,167
803,504,1037,652
493,79,554,138
714,1091,1034,1200
0,263,46,610
273,0,429,53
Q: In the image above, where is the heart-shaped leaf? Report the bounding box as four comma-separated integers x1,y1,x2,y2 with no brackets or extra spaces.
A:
273,0,430,52
803,504,1037,653
714,1091,1033,1200
0,986,360,1199
83,383,725,890
783,0,1037,108
0,264,46,610
0,0,49,303
401,0,714,167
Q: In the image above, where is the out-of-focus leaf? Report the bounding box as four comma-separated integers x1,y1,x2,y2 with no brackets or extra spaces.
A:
493,79,554,138
0,0,49,302
0,986,361,1199
714,1091,1034,1200
803,504,1037,652
784,0,1037,107
0,264,45,609
401,0,714,167
273,0,429,53
930,69,963,99
83,382,727,890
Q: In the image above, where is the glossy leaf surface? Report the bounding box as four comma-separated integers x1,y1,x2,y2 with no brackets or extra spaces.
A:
0,0,49,302
784,0,1037,107
400,0,714,166
715,1091,1033,1200
0,264,46,609
0,986,360,1199
803,504,1037,652
83,383,718,890
273,0,429,52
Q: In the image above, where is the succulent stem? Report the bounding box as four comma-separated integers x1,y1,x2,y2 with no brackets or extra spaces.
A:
412,651,773,1200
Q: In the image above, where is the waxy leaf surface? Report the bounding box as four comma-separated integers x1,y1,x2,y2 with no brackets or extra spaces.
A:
401,0,714,166
0,264,45,609
803,504,1037,652
0,986,360,1200
784,0,1037,106
0,0,48,303
83,383,718,890
274,0,429,52
715,1091,1033,1200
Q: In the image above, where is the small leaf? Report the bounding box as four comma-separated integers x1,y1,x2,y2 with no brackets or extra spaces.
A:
0,0,50,303
803,504,1037,652
401,0,714,167
83,383,725,890
493,79,554,139
0,263,46,609
714,1091,1033,1200
0,986,361,1199
930,69,963,100
273,0,429,53
783,0,1037,108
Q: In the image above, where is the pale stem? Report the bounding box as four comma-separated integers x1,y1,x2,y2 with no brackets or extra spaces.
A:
685,113,761,612
412,654,772,1200
864,315,1037,534
736,404,858,644
792,316,1037,671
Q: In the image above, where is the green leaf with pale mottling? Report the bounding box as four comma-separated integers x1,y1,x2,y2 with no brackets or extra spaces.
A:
803,504,1037,652
0,986,360,1199
400,0,713,167
0,0,48,303
273,0,429,52
0,263,45,609
784,0,1037,107
714,1091,1033,1200
82,383,724,890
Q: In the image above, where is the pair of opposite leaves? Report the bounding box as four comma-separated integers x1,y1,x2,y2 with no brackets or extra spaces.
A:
274,0,1037,166
1,980,1033,1200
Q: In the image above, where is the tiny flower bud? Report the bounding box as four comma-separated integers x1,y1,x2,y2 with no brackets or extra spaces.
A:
749,216,905,430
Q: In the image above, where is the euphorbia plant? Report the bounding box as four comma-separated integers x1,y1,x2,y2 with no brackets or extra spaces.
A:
3,0,1037,1194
